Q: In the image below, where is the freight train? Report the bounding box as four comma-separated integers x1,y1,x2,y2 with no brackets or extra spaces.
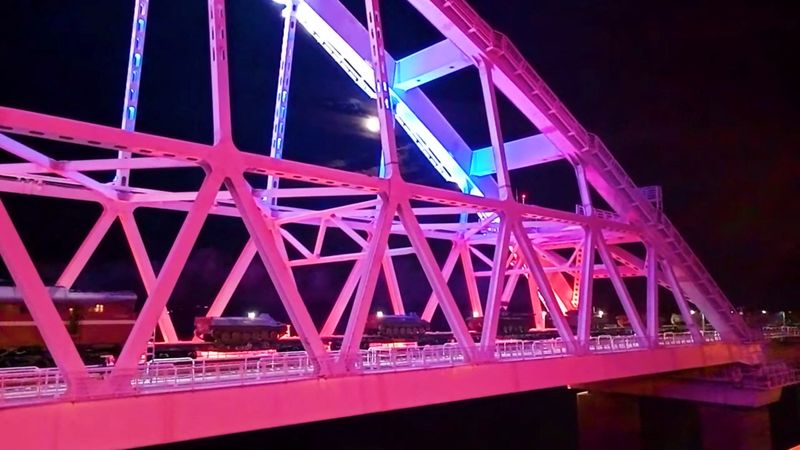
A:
11,285,784,367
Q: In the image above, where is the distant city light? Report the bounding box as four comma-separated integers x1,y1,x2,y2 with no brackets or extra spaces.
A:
247,311,256,319
472,311,480,318
597,309,605,318
761,310,768,315
376,310,384,318
364,116,380,133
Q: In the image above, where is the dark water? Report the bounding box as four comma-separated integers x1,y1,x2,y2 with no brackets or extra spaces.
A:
152,386,800,450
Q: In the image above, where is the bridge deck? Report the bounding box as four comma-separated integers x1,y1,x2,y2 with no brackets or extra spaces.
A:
0,334,763,450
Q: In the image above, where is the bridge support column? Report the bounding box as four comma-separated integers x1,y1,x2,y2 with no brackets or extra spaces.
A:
578,375,790,450
577,391,642,450
698,403,772,450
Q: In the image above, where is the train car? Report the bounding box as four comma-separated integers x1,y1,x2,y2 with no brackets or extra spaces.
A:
364,313,430,339
465,311,534,336
0,286,136,349
194,313,288,349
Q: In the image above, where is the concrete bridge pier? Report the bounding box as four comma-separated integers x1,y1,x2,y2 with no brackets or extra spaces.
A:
577,380,790,450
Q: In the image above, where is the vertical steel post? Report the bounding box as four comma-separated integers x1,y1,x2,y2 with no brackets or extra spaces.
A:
208,0,233,144
572,166,592,310
365,0,400,178
116,0,150,186
266,0,299,202
526,274,545,329
477,57,512,201
480,219,511,356
645,244,659,346
661,258,703,343
460,242,484,317
594,229,648,346
575,228,595,350
381,255,405,315
575,164,592,214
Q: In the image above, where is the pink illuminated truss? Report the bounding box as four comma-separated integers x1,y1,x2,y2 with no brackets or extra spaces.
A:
0,0,751,398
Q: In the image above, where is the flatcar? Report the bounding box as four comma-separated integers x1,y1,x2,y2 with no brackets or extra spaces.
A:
364,313,430,339
465,311,533,336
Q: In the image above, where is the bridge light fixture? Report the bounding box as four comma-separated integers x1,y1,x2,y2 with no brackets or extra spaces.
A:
472,311,480,318
247,311,257,319
376,310,384,318
690,310,697,315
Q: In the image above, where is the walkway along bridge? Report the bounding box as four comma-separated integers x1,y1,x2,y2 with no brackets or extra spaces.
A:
0,1,787,448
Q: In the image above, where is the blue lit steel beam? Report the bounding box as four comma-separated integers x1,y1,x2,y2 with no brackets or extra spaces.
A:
267,0,299,202
116,0,150,186
297,0,497,198
470,134,564,176
394,39,472,91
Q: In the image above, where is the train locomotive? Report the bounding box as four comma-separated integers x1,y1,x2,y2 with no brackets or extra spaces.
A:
0,286,136,367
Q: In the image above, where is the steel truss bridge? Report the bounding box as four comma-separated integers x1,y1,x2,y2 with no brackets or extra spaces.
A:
0,0,767,447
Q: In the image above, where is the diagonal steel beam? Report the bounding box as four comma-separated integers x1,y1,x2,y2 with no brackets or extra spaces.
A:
320,257,364,337
338,198,396,365
511,218,576,353
398,200,475,361
118,209,178,343
0,198,89,390
206,239,257,318
56,208,117,288
227,173,330,374
381,255,405,315
109,171,222,385
661,257,703,343
594,229,648,346
421,242,460,321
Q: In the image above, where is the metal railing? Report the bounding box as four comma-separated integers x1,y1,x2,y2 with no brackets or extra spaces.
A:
762,326,800,338
0,329,793,406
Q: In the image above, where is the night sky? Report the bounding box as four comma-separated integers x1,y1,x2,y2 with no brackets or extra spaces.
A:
0,0,797,333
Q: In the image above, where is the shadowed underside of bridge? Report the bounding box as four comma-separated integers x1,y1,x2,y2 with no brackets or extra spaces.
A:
0,0,760,447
